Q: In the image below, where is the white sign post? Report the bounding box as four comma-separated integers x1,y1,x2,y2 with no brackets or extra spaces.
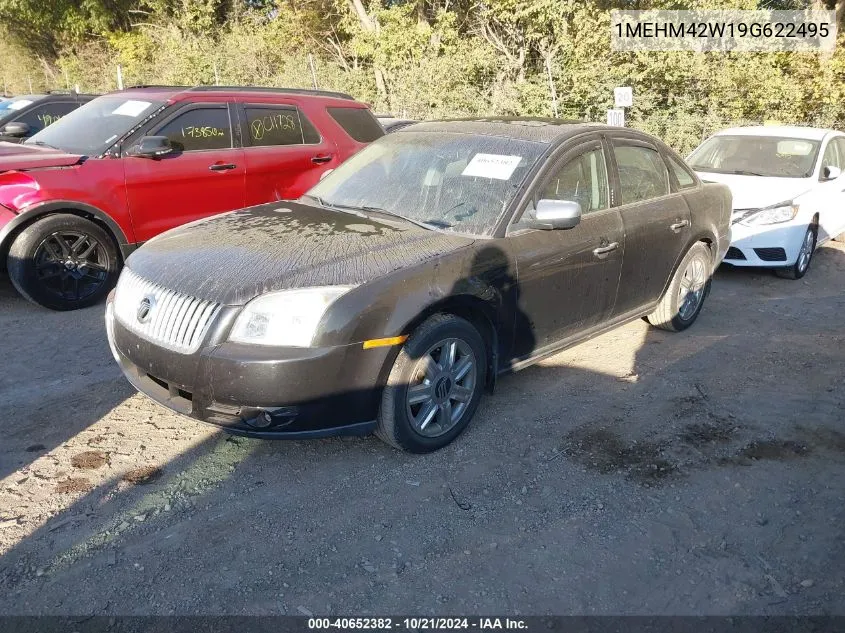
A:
607,108,625,127
614,86,633,108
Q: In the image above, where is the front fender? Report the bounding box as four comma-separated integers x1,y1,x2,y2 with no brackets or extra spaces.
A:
0,199,131,257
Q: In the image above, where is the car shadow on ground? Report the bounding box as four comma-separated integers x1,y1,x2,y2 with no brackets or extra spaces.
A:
0,246,844,614
0,277,135,481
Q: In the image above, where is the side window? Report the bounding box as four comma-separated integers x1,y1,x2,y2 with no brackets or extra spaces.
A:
155,107,232,152
835,139,845,170
326,107,384,143
15,102,78,134
821,139,841,170
540,148,609,213
612,143,670,205
666,155,696,189
244,106,321,147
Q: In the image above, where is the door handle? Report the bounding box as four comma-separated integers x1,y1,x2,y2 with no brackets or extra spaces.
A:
670,220,690,232
592,242,619,258
311,155,333,164
209,163,237,171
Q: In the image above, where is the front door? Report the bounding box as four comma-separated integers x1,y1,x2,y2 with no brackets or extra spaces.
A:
507,137,624,361
814,136,845,242
124,102,246,242
608,136,692,317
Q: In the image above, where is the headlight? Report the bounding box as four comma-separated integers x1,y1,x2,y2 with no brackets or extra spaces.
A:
228,286,354,347
738,203,798,226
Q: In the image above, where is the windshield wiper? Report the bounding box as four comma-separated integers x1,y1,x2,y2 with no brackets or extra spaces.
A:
26,140,60,150
306,196,442,231
724,169,768,177
692,166,768,177
356,206,441,231
303,195,367,218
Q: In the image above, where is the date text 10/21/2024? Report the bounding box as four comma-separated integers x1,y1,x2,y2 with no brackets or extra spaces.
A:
307,618,528,630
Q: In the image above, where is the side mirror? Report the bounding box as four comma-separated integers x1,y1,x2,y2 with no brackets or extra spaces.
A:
127,136,173,159
3,122,31,138
822,165,842,181
319,169,334,181
532,199,582,230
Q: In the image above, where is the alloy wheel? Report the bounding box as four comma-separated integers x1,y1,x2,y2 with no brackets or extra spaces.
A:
796,227,815,273
33,231,109,301
677,255,708,321
405,338,477,438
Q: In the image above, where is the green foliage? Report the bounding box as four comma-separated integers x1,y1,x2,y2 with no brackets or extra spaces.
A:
3,0,845,153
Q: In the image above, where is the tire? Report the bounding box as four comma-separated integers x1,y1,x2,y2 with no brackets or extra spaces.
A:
775,224,816,280
376,314,487,453
7,214,120,311
646,242,712,332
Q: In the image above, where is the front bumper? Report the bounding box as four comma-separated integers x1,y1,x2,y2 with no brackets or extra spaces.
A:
721,219,807,267
105,297,389,438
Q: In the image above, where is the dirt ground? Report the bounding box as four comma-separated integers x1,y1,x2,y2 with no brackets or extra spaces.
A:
0,244,844,616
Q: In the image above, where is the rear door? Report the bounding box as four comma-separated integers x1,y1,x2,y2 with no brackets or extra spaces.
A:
124,102,245,242
507,136,624,359
607,135,691,317
236,102,339,205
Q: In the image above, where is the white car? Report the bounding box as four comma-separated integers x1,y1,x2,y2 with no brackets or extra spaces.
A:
688,126,845,279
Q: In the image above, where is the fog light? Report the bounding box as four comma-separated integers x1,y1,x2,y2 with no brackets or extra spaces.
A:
243,407,299,429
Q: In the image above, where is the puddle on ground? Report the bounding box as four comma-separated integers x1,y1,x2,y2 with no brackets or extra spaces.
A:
560,420,845,486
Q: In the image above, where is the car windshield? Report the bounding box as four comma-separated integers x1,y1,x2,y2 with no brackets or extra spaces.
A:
305,131,546,236
688,134,820,178
0,96,41,126
24,96,164,155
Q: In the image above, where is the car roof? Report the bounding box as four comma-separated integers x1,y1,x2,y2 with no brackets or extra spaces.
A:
713,125,840,141
399,118,629,144
105,85,363,106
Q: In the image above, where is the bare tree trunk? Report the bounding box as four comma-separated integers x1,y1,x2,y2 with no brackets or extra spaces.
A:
544,51,558,118
347,0,389,102
349,0,375,31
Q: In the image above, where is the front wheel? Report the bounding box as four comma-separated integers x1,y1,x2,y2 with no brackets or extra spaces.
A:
775,224,816,280
376,314,487,452
647,242,712,332
7,214,120,310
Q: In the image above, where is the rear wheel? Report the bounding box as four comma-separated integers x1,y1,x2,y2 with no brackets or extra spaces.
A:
775,224,815,280
7,214,120,310
376,314,487,453
646,242,712,332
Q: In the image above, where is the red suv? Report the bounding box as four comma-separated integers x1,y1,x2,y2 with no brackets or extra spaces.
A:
0,85,383,310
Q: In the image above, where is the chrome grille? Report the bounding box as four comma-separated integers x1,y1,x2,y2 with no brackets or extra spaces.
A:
113,268,221,354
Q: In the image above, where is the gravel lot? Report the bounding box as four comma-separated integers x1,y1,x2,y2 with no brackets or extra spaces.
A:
1,244,844,615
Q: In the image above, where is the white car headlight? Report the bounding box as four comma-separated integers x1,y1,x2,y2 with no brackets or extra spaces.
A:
229,286,355,347
739,203,798,226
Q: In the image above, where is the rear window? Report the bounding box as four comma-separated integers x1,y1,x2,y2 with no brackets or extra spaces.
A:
327,107,384,143
244,106,321,147
666,155,697,189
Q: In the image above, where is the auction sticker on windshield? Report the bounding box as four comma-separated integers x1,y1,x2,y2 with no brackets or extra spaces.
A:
7,100,33,111
462,153,522,180
112,100,153,117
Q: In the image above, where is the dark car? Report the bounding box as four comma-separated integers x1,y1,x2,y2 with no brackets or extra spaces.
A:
376,115,417,133
0,86,382,311
105,119,732,452
0,92,97,143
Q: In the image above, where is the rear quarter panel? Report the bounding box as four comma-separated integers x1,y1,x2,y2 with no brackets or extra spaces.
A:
683,182,732,264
